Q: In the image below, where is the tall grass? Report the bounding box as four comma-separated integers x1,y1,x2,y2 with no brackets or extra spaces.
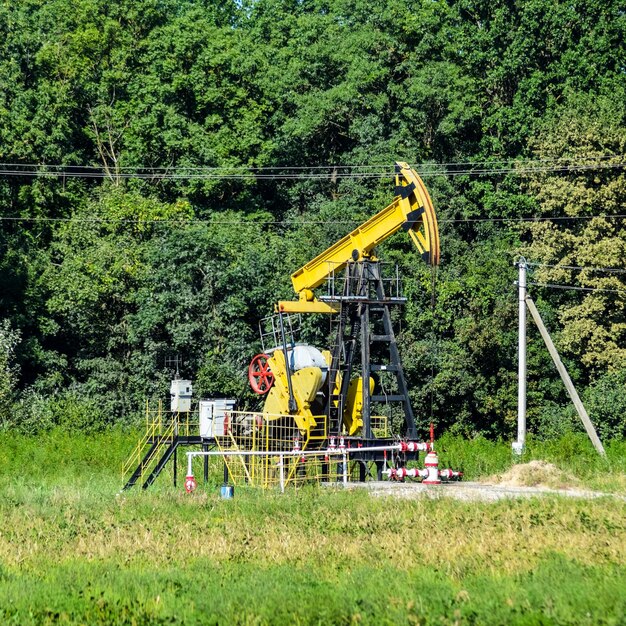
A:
0,430,625,624
437,431,626,493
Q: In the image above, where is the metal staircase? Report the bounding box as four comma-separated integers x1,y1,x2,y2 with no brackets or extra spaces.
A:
121,402,202,490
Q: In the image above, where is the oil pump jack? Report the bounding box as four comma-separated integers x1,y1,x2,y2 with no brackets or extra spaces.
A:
248,162,440,456
123,162,446,491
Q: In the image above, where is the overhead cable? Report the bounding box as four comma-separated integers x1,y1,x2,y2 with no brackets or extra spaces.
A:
0,160,623,180
526,261,626,274
527,281,626,295
0,153,623,170
2,213,626,225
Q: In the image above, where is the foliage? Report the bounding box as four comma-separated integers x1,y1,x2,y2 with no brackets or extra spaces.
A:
10,388,115,434
0,320,20,427
0,0,624,438
523,88,626,375
582,369,626,441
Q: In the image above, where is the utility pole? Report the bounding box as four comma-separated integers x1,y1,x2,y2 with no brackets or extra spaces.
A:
513,256,605,457
525,296,606,457
513,258,527,456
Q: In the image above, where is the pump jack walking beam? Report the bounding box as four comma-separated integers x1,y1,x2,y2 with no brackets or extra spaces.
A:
277,161,439,314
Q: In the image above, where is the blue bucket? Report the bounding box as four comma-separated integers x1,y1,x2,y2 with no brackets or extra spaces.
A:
220,484,235,499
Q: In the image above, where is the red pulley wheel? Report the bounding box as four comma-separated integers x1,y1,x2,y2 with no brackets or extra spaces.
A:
248,353,275,395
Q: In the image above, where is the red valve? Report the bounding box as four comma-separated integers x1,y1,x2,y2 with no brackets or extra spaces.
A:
248,354,275,395
185,475,197,493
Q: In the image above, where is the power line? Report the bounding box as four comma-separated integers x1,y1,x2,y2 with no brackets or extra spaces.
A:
0,217,360,225
527,281,626,295
0,154,623,171
443,214,626,223
0,160,624,180
527,261,626,274
2,213,626,225
1,213,626,225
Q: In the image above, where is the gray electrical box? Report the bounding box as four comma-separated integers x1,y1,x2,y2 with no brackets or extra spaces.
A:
199,399,237,438
170,379,193,412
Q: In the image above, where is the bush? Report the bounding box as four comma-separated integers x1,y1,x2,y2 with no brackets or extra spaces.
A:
0,320,20,428
583,369,626,440
10,389,114,435
531,400,580,440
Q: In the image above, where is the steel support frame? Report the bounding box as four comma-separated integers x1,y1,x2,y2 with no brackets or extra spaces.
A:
327,260,417,439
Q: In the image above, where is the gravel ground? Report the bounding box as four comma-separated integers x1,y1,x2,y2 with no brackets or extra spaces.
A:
348,481,626,502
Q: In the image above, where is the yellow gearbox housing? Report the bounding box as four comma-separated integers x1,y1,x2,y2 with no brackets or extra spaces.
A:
262,347,371,436
262,350,322,433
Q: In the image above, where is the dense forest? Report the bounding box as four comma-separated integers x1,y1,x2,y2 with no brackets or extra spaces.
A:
0,0,625,440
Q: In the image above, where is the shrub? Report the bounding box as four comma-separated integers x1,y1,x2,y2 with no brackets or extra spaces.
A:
583,369,626,440
10,389,114,435
0,320,20,428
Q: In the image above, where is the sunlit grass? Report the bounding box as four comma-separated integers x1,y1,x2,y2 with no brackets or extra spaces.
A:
1,429,625,624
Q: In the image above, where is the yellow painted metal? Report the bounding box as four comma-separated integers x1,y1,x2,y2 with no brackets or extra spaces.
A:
398,161,440,266
121,401,200,485
258,346,372,438
288,161,440,301
321,349,332,365
370,415,389,438
261,350,322,433
214,410,333,489
343,376,374,435
276,299,339,314
257,343,375,438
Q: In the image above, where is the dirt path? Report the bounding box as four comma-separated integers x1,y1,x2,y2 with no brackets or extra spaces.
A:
351,481,626,501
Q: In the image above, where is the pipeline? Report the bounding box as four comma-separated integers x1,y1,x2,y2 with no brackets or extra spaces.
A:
184,440,431,493
384,467,462,483
384,449,462,484
384,467,428,480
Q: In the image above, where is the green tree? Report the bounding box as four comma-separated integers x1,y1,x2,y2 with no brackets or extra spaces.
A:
0,320,20,427
523,88,626,374
41,189,193,414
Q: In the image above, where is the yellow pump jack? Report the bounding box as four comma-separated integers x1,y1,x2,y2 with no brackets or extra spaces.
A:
248,162,440,439
256,348,374,435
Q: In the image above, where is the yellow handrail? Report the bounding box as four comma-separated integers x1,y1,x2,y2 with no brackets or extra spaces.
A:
122,403,200,484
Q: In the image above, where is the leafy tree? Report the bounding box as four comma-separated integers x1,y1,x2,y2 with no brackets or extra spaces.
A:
0,0,624,438
41,189,193,414
127,210,291,405
523,88,626,375
0,320,20,427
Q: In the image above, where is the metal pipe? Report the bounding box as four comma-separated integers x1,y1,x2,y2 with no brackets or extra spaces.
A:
278,312,297,413
185,441,424,483
187,442,412,461
383,467,461,481
384,467,429,480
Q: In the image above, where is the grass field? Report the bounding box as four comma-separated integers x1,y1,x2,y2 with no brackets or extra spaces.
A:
0,430,625,625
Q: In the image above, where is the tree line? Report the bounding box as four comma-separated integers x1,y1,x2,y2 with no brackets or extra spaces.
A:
0,0,625,440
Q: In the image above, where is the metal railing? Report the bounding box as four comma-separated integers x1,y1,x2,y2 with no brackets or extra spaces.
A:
121,401,199,484
186,442,409,492
213,410,329,489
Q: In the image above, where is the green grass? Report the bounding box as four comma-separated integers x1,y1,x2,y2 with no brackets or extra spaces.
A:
0,430,625,625
436,431,626,493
